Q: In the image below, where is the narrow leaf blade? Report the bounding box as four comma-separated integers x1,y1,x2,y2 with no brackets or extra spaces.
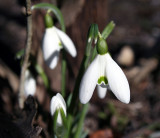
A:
102,21,115,39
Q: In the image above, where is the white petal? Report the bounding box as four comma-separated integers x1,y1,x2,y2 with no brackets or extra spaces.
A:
50,93,66,126
106,53,130,104
55,27,77,57
98,55,107,77
79,55,100,104
56,93,67,115
97,85,107,99
42,27,61,69
24,70,36,97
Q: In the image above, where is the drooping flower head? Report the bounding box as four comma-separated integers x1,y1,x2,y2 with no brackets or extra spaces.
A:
24,70,36,97
50,93,67,126
42,13,77,69
79,35,130,104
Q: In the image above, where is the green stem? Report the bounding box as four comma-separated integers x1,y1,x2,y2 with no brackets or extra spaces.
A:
64,114,73,138
65,24,97,138
74,104,89,138
32,3,65,32
65,50,91,138
61,49,66,97
53,110,59,135
64,51,89,138
68,55,89,112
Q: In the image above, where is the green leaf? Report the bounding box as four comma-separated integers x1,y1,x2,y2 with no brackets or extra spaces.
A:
94,24,99,44
34,63,49,88
67,93,72,108
32,3,65,32
91,46,97,61
101,21,115,39
60,108,68,130
53,109,59,133
74,104,89,138
15,49,24,59
85,24,95,56
61,49,66,97
66,24,98,138
85,24,99,56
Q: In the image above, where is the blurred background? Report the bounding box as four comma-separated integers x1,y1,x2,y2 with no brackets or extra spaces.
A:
0,0,160,137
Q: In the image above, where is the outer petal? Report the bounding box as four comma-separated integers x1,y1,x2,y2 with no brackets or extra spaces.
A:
55,27,77,57
106,53,130,104
24,70,36,97
56,93,67,115
50,93,66,126
42,27,61,69
79,55,100,104
97,85,107,99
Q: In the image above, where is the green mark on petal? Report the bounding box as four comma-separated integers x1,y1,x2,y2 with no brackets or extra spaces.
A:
98,76,108,85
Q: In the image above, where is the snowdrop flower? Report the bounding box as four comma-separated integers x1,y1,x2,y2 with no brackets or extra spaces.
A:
50,93,67,126
79,37,130,104
24,70,36,97
42,13,77,69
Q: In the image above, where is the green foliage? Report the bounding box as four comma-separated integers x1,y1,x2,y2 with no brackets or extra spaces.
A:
101,21,115,39
15,49,24,59
60,108,68,129
34,63,49,89
53,109,59,133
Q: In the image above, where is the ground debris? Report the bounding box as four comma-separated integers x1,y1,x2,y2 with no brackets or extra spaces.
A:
0,96,42,138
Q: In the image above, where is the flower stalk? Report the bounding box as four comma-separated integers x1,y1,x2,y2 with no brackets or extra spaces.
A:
61,49,67,97
65,24,98,138
74,104,89,138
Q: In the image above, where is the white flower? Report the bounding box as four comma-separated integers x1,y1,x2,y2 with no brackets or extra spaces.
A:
42,26,77,69
24,70,36,97
79,53,130,104
50,93,67,126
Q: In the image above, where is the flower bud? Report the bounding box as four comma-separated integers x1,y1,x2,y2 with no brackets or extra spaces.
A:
50,93,67,126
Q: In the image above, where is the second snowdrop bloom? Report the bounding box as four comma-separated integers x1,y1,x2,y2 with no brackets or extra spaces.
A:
24,70,36,97
50,93,67,126
42,13,77,69
79,37,130,104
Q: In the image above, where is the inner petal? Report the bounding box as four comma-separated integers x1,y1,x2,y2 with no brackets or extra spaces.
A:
97,76,108,87
97,55,108,87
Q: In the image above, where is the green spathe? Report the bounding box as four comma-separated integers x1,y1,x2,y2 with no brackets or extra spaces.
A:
98,76,108,85
45,13,53,28
96,38,108,55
